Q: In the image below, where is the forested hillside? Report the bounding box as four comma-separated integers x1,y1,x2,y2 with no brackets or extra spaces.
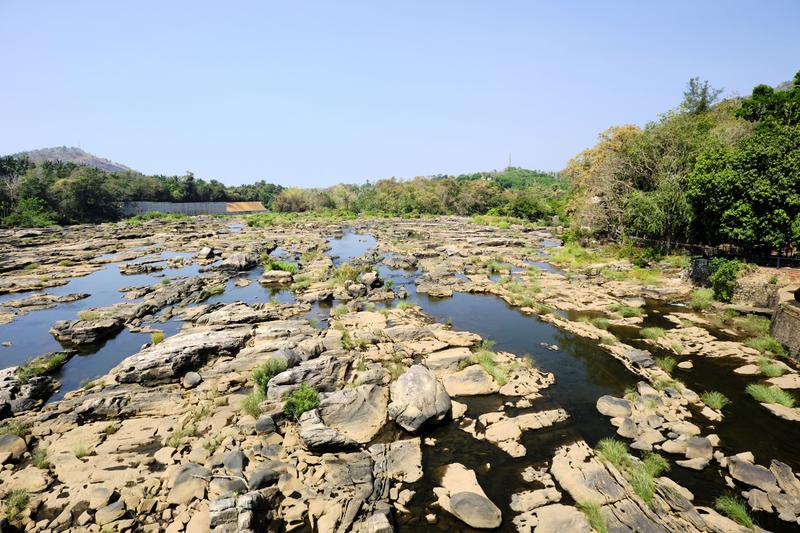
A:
566,72,800,254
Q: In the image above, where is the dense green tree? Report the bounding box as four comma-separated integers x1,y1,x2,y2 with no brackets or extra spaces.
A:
737,71,800,126
681,77,723,115
687,122,800,250
49,167,121,223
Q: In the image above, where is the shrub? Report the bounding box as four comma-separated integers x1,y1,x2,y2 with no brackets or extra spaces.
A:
576,501,607,533
3,489,30,523
700,391,731,410
291,277,312,291
150,331,165,345
642,452,670,477
332,263,362,284
396,301,414,310
252,358,288,395
596,438,629,469
2,197,57,228
757,357,785,378
746,384,795,407
690,288,714,310
709,258,741,302
715,495,754,529
654,356,676,374
0,420,31,438
331,304,349,317
640,327,665,340
590,317,610,330
284,384,320,421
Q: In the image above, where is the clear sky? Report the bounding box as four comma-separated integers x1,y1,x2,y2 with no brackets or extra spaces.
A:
1,1,798,187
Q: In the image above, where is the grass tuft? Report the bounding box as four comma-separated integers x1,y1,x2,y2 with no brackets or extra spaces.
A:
690,288,714,311
576,501,607,533
608,304,644,318
746,384,795,407
3,489,30,523
640,327,665,340
757,357,785,378
700,391,731,410
715,495,754,529
654,356,676,374
746,336,785,357
150,330,165,345
596,438,629,469
252,358,288,395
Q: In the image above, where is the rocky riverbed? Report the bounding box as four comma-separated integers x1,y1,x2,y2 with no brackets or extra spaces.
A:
1,216,799,532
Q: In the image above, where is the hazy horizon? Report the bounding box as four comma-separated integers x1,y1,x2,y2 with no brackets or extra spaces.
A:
2,0,798,187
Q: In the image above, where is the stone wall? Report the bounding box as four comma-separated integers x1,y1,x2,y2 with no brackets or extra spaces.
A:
772,299,800,361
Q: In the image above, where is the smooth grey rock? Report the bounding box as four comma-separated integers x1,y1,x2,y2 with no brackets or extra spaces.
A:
450,491,502,529
267,355,344,400
728,457,779,492
95,500,125,525
616,417,637,439
223,447,246,474
114,328,251,384
0,434,26,460
685,437,712,461
182,371,202,389
596,395,632,417
247,462,285,490
50,318,123,345
255,415,276,434
388,365,451,432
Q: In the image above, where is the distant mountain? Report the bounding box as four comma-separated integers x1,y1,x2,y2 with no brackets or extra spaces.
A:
13,146,133,173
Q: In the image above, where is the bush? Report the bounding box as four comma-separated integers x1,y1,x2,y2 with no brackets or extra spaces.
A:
746,384,795,407
709,258,741,302
715,495,753,529
2,197,57,227
252,358,288,395
150,331,165,345
700,391,731,410
3,489,30,523
690,288,714,310
31,447,50,469
284,384,320,421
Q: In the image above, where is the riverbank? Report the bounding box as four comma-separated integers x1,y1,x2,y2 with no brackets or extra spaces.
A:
1,215,798,532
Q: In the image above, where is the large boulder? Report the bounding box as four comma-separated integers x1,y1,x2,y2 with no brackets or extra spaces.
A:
50,318,124,345
443,365,500,396
259,270,293,285
114,327,252,384
433,463,502,529
596,395,632,417
728,456,779,492
388,365,451,432
267,356,345,400
219,252,258,271
314,384,388,443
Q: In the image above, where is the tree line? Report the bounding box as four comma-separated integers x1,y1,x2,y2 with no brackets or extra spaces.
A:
566,71,800,254
0,157,567,226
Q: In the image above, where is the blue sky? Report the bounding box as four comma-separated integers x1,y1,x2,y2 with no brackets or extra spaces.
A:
1,1,798,187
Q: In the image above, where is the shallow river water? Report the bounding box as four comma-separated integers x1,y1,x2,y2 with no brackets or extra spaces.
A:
1,227,797,531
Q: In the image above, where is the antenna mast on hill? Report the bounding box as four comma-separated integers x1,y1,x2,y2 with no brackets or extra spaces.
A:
507,152,512,169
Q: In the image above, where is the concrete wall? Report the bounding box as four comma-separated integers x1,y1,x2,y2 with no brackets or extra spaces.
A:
122,202,265,216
